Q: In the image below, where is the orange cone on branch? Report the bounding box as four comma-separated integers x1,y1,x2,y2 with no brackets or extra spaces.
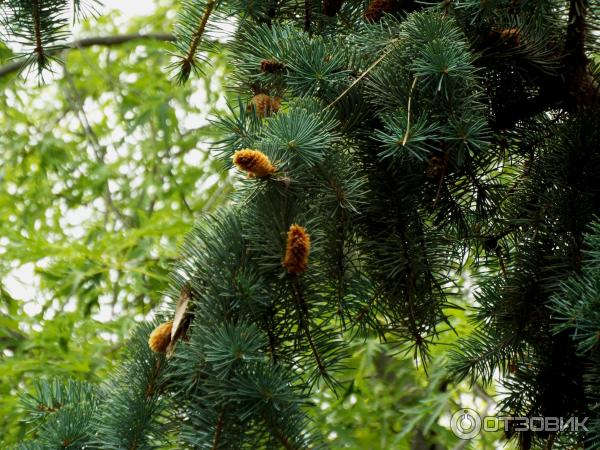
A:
364,0,394,22
148,321,173,353
283,224,311,275
247,93,281,117
233,149,276,178
260,59,286,74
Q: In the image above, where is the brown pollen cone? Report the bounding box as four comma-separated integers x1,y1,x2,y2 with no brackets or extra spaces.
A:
282,224,311,275
483,27,521,49
148,321,173,353
247,93,281,117
364,0,394,22
233,149,276,178
260,59,286,74
499,28,520,46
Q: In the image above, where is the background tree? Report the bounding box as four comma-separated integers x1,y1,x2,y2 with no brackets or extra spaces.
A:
0,1,230,444
2,0,599,449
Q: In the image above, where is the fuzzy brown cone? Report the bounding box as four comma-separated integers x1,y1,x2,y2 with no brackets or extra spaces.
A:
148,321,173,353
233,149,276,178
282,224,311,275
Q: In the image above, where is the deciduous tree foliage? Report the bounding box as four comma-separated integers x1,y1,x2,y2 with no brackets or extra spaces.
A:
2,0,600,449
0,3,229,445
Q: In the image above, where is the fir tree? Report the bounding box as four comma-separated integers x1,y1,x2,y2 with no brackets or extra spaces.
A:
3,0,600,448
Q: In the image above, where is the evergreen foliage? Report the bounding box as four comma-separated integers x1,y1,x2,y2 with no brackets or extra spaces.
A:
0,0,100,76
3,0,600,448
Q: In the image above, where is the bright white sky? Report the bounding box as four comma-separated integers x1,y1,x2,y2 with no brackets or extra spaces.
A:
100,0,157,18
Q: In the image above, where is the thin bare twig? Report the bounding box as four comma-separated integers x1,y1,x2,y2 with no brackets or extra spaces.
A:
0,33,175,78
402,77,418,146
326,40,399,109
62,66,130,225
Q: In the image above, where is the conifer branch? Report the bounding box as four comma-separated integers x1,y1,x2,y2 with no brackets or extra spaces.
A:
563,0,598,104
188,1,216,59
326,40,398,109
304,0,311,33
490,0,597,127
313,165,349,328
31,0,44,61
211,408,225,450
174,0,216,83
544,431,557,450
431,163,448,209
565,0,588,67
271,429,297,450
291,279,327,376
400,234,429,369
453,333,516,382
264,0,280,26
145,358,163,398
402,77,418,146
354,283,385,325
262,413,299,450
266,314,279,362
335,225,347,328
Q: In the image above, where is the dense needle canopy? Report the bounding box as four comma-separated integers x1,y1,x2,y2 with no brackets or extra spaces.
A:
1,0,599,449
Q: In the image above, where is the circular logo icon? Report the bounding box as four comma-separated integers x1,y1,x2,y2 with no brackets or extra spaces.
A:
450,408,482,439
